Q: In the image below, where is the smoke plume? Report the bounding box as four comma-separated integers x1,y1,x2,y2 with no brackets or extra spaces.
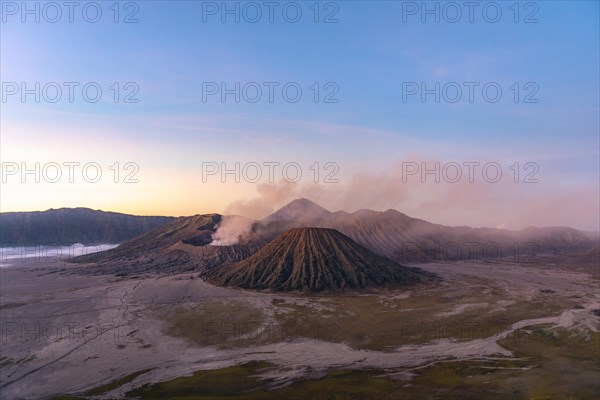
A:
210,215,254,246
222,156,599,230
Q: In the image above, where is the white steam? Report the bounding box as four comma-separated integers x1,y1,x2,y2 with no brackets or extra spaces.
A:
210,215,254,246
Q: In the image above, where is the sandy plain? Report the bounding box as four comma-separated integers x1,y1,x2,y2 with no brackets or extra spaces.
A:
0,256,598,399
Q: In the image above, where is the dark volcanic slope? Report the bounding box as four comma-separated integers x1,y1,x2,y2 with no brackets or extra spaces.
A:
74,214,260,275
210,228,430,291
581,246,600,263
0,208,174,246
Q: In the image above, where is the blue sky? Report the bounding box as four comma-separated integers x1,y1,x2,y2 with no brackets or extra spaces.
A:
1,1,598,229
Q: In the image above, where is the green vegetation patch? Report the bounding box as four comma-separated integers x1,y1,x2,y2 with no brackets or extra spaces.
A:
121,360,541,400
271,288,576,351
157,300,267,349
125,361,273,399
125,361,406,400
48,368,154,399
495,325,600,399
84,368,154,396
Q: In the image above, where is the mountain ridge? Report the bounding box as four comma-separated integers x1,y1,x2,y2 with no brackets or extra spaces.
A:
0,208,175,246
33,198,599,275
254,199,599,263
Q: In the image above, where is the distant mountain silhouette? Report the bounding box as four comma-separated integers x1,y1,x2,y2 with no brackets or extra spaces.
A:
0,208,174,246
209,228,431,291
254,199,599,263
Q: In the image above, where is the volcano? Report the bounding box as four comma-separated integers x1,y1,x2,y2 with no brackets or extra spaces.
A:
74,214,261,275
254,199,600,263
262,198,331,224
209,227,431,292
